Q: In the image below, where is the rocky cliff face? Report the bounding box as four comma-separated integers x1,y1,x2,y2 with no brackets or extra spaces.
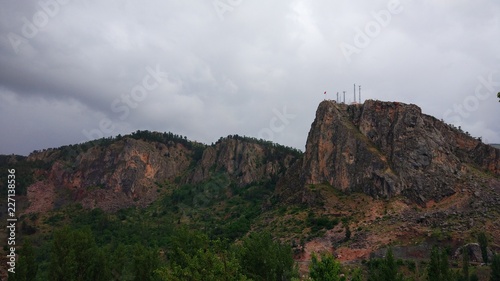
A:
23,134,300,212
26,138,194,211
277,100,499,205
191,137,297,186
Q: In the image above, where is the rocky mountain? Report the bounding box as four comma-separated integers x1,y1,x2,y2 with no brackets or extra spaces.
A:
276,100,499,206
3,99,498,215
16,131,301,212
1,100,499,279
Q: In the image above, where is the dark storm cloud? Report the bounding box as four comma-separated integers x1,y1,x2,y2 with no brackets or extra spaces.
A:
0,0,499,155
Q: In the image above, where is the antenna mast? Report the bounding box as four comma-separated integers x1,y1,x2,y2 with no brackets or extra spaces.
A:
359,85,361,103
354,84,356,103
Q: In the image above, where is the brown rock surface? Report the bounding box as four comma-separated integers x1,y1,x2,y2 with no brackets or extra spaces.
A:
277,100,499,205
23,134,300,212
191,137,297,186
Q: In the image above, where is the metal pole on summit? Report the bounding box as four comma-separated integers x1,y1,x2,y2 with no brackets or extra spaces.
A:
354,84,356,103
359,85,361,103
343,91,345,103
337,92,339,103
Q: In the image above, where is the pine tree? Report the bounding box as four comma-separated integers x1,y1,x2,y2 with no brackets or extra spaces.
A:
478,232,489,264
491,254,500,281
428,246,441,281
426,247,453,281
383,248,398,281
462,246,470,281
439,248,452,281
368,248,403,281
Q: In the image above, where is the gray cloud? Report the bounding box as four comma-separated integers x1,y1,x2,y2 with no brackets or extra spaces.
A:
1,0,499,155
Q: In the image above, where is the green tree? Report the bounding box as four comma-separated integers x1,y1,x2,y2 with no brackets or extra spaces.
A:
491,254,500,281
132,243,160,281
351,268,364,281
49,227,79,281
345,225,351,242
427,246,452,281
368,248,403,281
478,232,489,264
383,248,398,281
48,227,111,281
157,246,245,281
309,252,343,281
462,246,470,281
237,231,298,281
110,243,129,280
427,246,441,281
439,248,452,281
166,227,211,269
8,239,38,281
159,230,246,281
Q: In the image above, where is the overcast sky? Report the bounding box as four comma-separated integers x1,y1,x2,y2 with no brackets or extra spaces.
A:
1,0,499,155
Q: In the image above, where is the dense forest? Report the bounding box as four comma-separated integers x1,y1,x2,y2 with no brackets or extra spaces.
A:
8,215,500,281
6,180,500,281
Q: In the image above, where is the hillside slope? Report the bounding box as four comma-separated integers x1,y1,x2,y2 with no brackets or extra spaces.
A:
271,99,500,268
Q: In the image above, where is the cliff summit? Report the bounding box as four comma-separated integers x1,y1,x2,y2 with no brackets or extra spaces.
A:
277,99,499,206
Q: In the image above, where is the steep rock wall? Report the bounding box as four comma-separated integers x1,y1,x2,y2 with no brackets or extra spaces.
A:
277,100,499,205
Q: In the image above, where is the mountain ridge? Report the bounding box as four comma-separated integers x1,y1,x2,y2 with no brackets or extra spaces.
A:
4,131,301,213
1,100,499,212
275,99,499,207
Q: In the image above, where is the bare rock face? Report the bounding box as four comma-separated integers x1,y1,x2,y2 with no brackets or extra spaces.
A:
302,101,400,198
40,138,193,210
191,137,297,187
23,135,300,212
277,100,499,205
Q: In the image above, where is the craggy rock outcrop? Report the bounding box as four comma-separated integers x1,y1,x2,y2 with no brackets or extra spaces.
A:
38,138,193,210
277,100,499,205
23,135,300,212
454,243,495,263
191,137,298,186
